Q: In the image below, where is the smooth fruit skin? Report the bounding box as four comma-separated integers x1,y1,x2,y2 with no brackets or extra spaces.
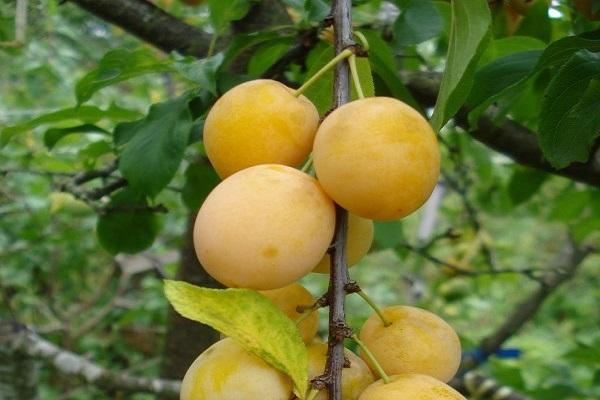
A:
180,338,292,400
307,342,374,400
194,164,335,290
312,97,440,221
358,374,466,400
204,79,319,178
313,214,374,273
359,306,461,383
259,283,319,343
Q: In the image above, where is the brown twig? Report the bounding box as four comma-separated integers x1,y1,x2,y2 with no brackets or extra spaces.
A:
310,3,355,399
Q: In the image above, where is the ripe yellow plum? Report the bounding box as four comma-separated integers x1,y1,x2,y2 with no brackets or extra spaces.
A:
358,373,466,400
181,338,292,400
259,283,319,343
204,79,319,178
194,164,335,290
313,97,440,221
307,342,374,400
359,306,461,383
313,214,373,273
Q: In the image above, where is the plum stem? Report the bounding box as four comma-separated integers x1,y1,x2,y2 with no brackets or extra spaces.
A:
356,290,391,327
293,49,353,97
348,54,365,99
351,334,391,384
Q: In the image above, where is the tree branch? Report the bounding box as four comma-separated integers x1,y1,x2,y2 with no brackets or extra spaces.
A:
403,71,600,187
0,323,180,398
313,2,354,399
67,0,210,57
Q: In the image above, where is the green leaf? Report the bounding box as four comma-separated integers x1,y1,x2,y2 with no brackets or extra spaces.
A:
467,49,542,125
181,162,220,210
351,57,375,99
118,93,194,197
431,0,491,131
507,167,548,206
1,104,140,148
164,280,308,398
549,190,590,222
361,30,421,110
477,36,546,66
303,46,335,115
538,50,600,168
208,0,252,33
221,30,285,68
96,188,159,254
43,124,109,149
75,48,173,104
173,53,224,95
467,31,600,126
514,1,552,43
247,38,295,77
374,220,405,248
393,0,443,47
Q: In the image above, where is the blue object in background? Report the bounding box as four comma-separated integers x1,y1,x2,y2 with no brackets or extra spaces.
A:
463,347,522,363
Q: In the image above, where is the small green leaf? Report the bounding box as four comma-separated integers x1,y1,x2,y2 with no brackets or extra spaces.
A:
431,0,491,131
477,36,546,66
539,50,600,168
351,57,375,99
181,162,220,210
393,0,443,47
164,280,308,398
1,104,140,148
374,220,404,248
247,38,295,77
75,48,173,104
96,188,159,254
208,0,252,33
44,124,109,149
507,167,548,206
467,49,542,126
118,93,194,197
514,1,552,43
303,46,335,115
221,30,285,68
173,53,224,95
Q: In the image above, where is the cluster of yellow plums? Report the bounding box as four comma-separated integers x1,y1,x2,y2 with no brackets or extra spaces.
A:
182,78,461,399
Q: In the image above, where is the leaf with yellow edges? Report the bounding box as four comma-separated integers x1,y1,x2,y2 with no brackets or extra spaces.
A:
164,280,308,398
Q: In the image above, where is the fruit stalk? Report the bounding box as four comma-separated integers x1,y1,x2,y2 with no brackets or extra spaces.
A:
321,1,353,398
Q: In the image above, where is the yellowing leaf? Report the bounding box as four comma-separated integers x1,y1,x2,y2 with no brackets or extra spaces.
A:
164,280,308,398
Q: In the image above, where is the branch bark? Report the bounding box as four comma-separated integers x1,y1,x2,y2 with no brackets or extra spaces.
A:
67,0,210,57
403,71,600,187
313,2,353,399
0,323,180,398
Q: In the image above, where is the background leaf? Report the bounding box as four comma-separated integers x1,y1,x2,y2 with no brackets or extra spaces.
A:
538,50,600,168
1,104,140,148
173,53,224,95
43,124,109,149
208,0,252,33
181,162,220,210
118,93,194,197
75,48,173,104
431,0,491,131
96,187,159,254
164,280,308,397
393,0,443,47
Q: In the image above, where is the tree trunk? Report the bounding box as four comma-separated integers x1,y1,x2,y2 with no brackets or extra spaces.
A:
160,215,222,381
